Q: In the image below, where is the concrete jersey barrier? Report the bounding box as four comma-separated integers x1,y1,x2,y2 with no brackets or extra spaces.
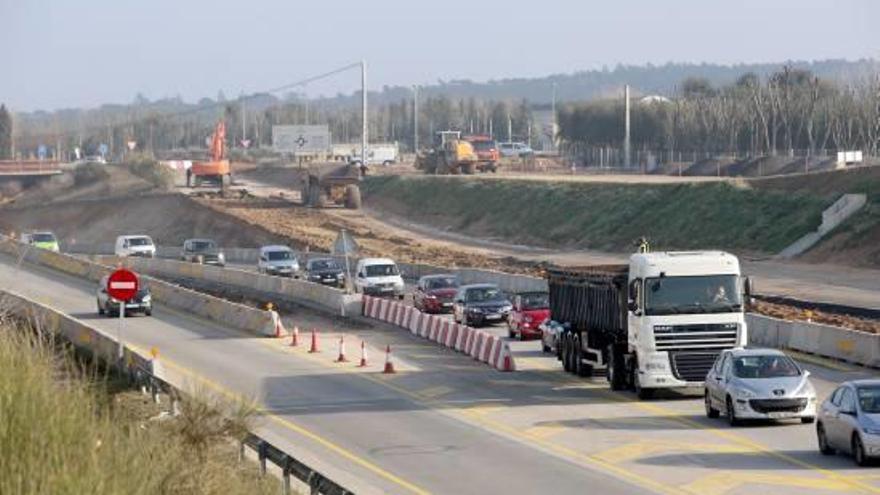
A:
0,237,275,337
747,313,879,368
93,255,362,318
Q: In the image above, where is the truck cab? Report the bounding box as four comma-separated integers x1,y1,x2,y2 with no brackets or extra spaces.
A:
624,251,748,397
549,251,749,400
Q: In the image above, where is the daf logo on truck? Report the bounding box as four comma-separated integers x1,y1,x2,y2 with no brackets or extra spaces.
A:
549,250,749,399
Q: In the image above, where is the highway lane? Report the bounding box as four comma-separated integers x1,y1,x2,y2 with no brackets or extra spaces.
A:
4,254,879,494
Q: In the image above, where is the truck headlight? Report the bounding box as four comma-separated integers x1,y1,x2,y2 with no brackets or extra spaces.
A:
218,253,225,262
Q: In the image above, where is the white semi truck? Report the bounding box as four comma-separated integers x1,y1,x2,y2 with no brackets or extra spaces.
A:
548,251,750,399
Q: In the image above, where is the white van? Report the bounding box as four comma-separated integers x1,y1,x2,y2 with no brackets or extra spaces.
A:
114,235,156,258
354,257,405,299
350,143,399,167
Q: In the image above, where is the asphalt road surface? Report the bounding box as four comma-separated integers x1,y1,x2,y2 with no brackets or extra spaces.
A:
4,254,879,495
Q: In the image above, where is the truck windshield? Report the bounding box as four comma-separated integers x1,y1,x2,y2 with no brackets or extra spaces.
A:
470,141,496,151
644,275,741,315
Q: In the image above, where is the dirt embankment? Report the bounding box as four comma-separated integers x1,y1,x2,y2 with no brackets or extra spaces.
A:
0,193,286,248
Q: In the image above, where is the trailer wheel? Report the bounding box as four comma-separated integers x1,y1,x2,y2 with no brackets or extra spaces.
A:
344,185,362,209
561,334,572,372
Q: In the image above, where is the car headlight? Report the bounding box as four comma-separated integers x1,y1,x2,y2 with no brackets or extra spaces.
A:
142,294,152,303
863,427,880,436
733,387,756,399
336,273,344,278
794,380,815,398
468,307,484,313
501,305,512,313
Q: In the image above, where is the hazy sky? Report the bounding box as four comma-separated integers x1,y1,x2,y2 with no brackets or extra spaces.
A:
2,0,877,111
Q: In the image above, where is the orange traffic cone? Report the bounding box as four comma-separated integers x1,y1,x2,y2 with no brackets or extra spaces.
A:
358,340,368,367
309,329,320,353
383,345,396,374
289,326,299,347
336,335,349,363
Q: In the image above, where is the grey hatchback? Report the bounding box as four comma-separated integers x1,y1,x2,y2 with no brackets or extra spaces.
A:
817,380,880,466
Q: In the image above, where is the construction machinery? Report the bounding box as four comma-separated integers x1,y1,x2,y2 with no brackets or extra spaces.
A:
300,162,362,209
190,120,231,189
415,131,479,175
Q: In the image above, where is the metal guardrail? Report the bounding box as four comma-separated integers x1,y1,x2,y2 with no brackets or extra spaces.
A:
129,360,354,495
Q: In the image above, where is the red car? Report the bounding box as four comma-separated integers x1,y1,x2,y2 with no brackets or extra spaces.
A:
413,274,460,313
507,291,550,340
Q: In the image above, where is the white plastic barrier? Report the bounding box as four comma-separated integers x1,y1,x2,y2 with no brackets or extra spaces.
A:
747,313,879,368
0,237,275,337
362,295,515,371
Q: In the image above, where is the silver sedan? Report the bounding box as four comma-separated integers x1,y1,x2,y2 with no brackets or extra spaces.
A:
705,348,817,426
818,380,880,466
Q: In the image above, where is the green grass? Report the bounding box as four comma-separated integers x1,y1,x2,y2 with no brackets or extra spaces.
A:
0,321,279,495
362,176,831,254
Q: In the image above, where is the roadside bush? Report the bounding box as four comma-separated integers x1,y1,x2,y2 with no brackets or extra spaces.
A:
72,162,110,186
0,320,274,495
125,158,176,190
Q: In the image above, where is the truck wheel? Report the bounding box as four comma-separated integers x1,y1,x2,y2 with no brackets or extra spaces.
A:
194,176,203,187
221,174,231,189
463,162,476,175
572,335,583,376
607,345,626,391
344,185,362,209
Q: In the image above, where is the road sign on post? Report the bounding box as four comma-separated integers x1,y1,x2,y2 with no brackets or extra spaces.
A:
107,268,139,360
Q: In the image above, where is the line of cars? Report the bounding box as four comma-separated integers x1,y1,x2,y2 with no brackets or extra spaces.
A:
99,236,880,466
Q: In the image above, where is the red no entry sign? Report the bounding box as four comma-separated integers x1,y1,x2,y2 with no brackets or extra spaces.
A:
107,268,139,302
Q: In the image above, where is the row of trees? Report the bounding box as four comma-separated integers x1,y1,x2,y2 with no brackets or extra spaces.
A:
558,66,880,159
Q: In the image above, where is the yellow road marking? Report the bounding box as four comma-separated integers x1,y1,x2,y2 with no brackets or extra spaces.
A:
594,440,751,464
682,471,856,495
525,357,879,494
522,421,566,440
416,385,454,400
128,343,430,495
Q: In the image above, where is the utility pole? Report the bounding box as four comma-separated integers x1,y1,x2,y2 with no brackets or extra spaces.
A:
9,108,15,160
624,84,631,169
507,113,512,142
412,85,419,153
241,97,247,146
361,60,368,171
551,82,558,153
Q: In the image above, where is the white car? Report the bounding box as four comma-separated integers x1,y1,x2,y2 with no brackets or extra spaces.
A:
114,235,156,258
705,348,816,426
257,245,300,277
817,380,880,466
497,142,534,158
354,257,405,299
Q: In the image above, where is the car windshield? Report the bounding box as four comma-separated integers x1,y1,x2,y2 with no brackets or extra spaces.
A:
645,275,742,315
426,277,458,290
521,292,549,310
365,264,398,277
470,141,496,151
732,355,800,379
32,233,56,243
857,386,880,413
128,237,152,246
310,259,338,270
190,240,215,251
267,251,292,261
466,287,505,303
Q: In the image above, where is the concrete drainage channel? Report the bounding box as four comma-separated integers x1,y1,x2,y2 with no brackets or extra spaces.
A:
0,289,353,495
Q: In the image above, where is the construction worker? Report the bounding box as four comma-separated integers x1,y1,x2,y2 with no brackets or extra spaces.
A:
185,166,192,187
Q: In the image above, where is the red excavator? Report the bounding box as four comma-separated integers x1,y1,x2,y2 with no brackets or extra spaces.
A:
189,120,231,189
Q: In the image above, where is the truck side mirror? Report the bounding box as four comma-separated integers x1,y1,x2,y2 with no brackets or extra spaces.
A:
627,301,638,312
743,276,753,297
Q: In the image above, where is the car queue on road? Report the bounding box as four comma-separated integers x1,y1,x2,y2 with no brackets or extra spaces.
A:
72,232,880,467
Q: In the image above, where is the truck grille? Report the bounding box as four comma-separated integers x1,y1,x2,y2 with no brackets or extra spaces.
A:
654,323,739,351
749,398,807,414
669,352,720,383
